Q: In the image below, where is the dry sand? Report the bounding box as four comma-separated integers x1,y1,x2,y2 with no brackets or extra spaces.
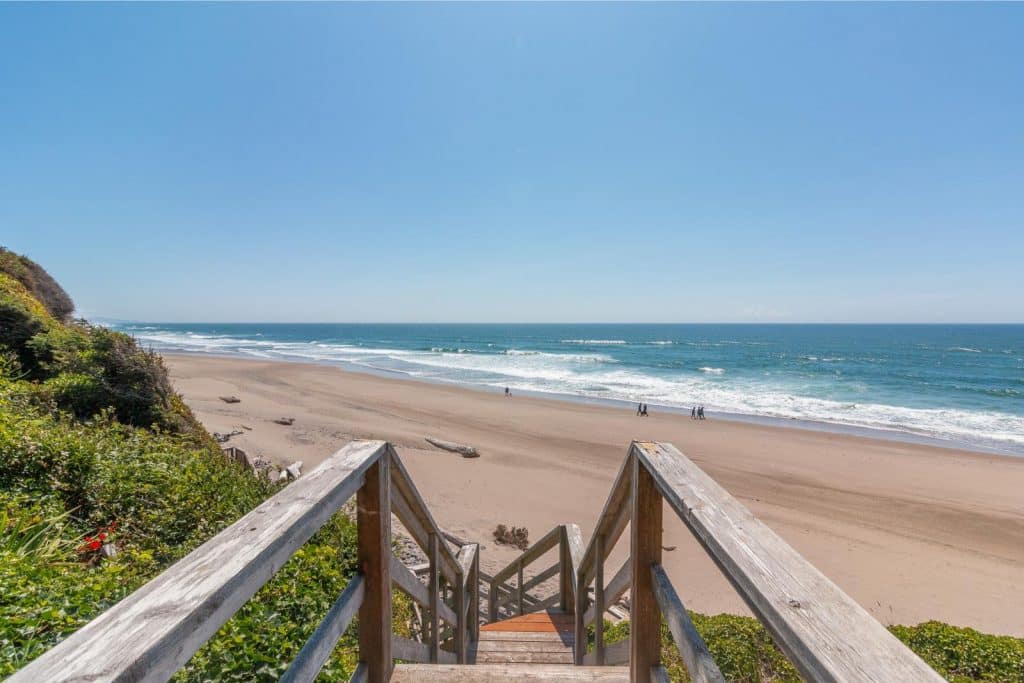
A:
165,353,1024,636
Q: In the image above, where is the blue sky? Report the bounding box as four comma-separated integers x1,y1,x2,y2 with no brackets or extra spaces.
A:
1,3,1021,323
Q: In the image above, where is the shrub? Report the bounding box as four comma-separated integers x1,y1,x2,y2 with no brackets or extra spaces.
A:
0,247,74,321
598,614,1024,682
891,621,1024,683
0,273,55,378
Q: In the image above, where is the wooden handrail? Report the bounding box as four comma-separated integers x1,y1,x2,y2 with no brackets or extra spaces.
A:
9,440,388,683
650,565,724,683
10,440,480,683
574,441,945,682
282,575,367,683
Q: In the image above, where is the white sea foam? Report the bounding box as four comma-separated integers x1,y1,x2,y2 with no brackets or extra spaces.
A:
119,325,1024,454
949,347,983,353
648,341,675,345
560,339,627,345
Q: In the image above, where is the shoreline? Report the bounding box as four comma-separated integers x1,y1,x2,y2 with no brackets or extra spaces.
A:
165,349,1020,459
165,352,1024,636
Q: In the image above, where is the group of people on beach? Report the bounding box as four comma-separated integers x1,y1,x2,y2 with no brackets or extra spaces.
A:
635,403,707,419
635,402,707,419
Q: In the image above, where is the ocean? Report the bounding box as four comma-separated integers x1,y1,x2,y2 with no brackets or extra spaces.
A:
110,323,1024,456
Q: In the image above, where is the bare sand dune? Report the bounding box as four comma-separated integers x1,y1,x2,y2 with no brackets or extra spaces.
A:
166,353,1024,636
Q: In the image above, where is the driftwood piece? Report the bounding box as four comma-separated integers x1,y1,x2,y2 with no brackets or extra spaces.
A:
212,429,243,444
278,461,304,482
219,396,241,404
425,437,479,458
273,417,295,426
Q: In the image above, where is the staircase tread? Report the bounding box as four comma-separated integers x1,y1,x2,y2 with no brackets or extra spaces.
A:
391,663,629,682
481,609,575,634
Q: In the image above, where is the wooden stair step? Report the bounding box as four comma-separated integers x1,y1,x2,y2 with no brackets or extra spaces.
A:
391,664,630,682
480,609,575,634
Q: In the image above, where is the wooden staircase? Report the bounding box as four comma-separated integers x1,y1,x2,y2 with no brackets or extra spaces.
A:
12,440,945,683
393,610,627,681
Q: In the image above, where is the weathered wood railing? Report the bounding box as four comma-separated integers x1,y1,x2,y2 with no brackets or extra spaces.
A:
487,523,583,622
575,441,945,682
9,440,478,683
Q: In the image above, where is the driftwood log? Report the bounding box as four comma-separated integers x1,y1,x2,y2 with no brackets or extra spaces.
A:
273,417,295,426
424,437,479,458
219,396,241,404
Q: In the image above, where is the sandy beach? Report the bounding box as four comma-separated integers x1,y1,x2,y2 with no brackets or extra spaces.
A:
166,353,1024,637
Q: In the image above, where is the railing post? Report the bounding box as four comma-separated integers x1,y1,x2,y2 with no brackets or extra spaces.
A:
358,452,392,683
470,549,481,643
428,533,440,664
488,579,499,622
455,566,467,663
630,455,663,680
517,562,525,615
594,533,605,665
574,566,587,665
559,528,570,613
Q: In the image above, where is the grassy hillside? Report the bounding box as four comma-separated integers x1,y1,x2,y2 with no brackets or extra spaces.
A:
0,249,373,680
1,248,1020,682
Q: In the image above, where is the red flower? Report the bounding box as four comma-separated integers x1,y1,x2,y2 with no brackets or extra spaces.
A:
98,532,107,541
88,539,101,551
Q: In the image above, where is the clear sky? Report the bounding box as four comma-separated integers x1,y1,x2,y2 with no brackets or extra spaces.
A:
1,3,1021,323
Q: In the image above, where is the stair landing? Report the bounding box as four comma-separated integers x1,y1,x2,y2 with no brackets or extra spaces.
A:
475,609,575,664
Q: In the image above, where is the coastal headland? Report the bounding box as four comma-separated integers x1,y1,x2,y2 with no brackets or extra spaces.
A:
166,353,1024,637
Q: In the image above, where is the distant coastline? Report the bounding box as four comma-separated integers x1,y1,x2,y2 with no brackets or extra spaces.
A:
112,322,1024,458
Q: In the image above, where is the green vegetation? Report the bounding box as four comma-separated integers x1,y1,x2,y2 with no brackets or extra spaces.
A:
599,615,1024,682
1,248,1021,681
0,248,388,681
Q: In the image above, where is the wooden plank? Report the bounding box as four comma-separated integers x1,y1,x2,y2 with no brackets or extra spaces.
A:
428,533,440,664
605,638,631,666
522,562,561,594
633,441,945,682
475,639,576,653
281,574,365,683
518,563,525,615
579,456,633,588
358,453,392,683
630,454,662,680
651,565,725,683
583,638,628,666
475,651,574,664
650,665,671,683
593,533,605,665
392,634,430,664
349,662,368,683
561,524,584,613
470,546,481,643
7,440,387,683
455,544,477,663
479,631,577,642
390,663,630,683
388,447,462,585
392,553,431,608
584,558,630,627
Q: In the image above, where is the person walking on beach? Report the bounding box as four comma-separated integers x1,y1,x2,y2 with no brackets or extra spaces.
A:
637,403,643,416
698,405,705,420
505,387,511,397
691,406,697,420
641,404,649,417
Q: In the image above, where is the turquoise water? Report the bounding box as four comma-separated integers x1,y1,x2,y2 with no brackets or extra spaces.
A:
112,323,1024,455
